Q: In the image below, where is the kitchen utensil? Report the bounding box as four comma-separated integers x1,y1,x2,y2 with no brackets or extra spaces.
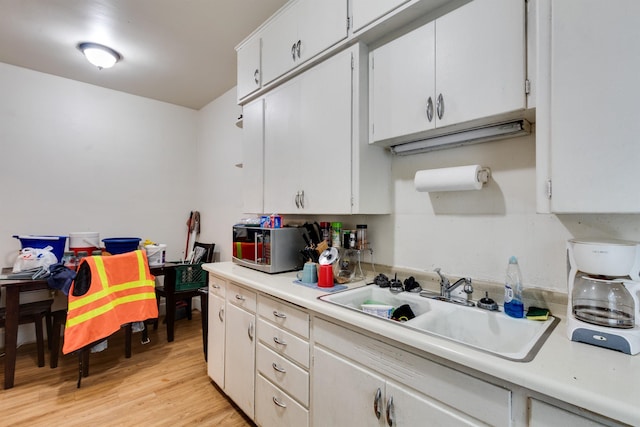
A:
319,247,339,265
318,264,334,288
296,262,318,284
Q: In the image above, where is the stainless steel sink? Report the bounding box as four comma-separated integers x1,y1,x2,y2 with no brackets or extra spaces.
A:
319,285,559,362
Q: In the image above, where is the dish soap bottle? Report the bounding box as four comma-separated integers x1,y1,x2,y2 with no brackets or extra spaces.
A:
504,256,524,318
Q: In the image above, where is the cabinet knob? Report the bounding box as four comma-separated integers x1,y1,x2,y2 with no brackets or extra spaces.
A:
218,307,224,322
273,310,287,319
248,322,254,341
386,395,394,427
426,96,434,122
272,396,287,408
254,69,260,85
291,43,297,61
272,362,287,373
273,336,287,346
296,40,302,59
436,93,445,120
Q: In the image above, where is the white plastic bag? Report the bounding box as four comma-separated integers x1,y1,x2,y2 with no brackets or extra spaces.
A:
12,246,58,273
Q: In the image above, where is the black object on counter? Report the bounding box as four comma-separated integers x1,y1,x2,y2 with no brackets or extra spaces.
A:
403,276,421,292
373,273,390,288
392,304,415,322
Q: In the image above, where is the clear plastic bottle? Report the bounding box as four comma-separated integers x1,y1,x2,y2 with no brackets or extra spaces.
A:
504,256,524,318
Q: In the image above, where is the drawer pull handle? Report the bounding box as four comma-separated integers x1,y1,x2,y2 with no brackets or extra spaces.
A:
386,395,394,427
273,310,287,319
374,388,382,419
211,284,220,289
272,396,287,408
218,308,224,322
248,322,254,341
235,294,245,301
273,337,287,346
272,362,286,373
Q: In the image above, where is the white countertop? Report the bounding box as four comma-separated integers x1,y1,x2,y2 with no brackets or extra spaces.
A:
204,262,640,426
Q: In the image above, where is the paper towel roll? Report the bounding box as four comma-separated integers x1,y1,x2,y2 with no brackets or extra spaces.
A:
414,165,490,192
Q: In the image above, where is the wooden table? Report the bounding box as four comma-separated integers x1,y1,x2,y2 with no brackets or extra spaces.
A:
0,273,50,389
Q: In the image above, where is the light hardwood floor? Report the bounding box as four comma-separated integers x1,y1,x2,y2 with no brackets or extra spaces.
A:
0,311,254,427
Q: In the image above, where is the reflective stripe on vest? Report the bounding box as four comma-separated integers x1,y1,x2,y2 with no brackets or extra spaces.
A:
63,250,158,354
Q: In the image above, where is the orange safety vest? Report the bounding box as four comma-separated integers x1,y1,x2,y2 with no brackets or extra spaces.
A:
63,250,158,354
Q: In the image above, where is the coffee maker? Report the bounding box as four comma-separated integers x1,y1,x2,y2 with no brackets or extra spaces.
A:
567,238,640,354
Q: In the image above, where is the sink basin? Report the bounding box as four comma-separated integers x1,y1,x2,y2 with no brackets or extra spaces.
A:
319,285,559,362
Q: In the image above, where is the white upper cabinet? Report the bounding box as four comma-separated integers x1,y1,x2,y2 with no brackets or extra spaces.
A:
537,0,640,213
350,0,410,33
370,21,436,143
236,37,262,102
261,0,348,86
263,44,391,215
369,0,526,145
263,47,353,214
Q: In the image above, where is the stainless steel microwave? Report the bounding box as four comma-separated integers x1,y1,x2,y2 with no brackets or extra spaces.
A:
232,225,304,274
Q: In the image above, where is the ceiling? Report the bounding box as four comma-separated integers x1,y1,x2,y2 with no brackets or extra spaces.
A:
0,0,288,110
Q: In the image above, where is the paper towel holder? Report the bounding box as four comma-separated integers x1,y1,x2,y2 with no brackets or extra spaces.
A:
414,165,492,192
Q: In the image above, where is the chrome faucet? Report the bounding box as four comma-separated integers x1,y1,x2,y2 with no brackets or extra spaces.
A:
434,268,473,300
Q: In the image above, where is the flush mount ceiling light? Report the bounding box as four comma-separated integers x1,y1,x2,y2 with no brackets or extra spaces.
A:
77,42,121,70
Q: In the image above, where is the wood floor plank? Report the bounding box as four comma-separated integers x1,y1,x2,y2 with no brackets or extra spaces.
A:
0,311,254,427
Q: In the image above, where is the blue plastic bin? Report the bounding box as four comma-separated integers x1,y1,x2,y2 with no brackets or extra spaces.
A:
102,238,141,254
13,235,67,261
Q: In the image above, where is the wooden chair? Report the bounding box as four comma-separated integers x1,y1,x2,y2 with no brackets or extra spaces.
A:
154,242,214,348
0,296,53,368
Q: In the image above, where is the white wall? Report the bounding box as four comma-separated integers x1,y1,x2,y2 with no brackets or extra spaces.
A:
194,88,244,262
0,63,198,267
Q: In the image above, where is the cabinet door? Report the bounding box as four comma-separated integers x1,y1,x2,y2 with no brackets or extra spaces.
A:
264,47,353,214
297,47,352,213
297,0,347,61
435,0,525,127
263,79,302,213
261,2,299,85
207,292,225,388
370,22,436,144
237,36,261,102
312,347,386,427
224,303,255,419
385,381,486,427
351,0,410,33
242,99,264,214
548,0,640,213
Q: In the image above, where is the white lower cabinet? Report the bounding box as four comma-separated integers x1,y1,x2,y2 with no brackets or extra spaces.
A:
312,347,484,427
206,274,226,387
223,283,257,419
312,317,511,427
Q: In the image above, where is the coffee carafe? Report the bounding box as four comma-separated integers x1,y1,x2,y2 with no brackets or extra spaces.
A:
567,238,640,354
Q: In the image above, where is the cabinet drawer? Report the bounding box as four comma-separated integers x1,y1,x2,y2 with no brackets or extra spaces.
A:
314,318,511,427
208,274,226,298
256,373,309,427
227,282,256,313
257,343,309,406
258,295,309,338
258,318,309,368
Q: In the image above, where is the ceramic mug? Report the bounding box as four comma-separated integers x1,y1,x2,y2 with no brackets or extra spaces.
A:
318,264,334,288
296,262,317,284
